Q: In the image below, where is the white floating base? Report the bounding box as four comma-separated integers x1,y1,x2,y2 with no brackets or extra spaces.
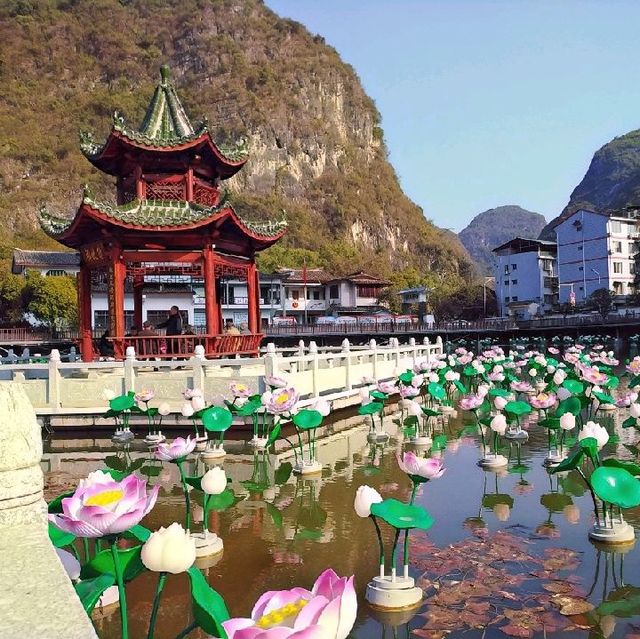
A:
589,519,635,544
543,452,567,467
367,431,390,444
96,585,119,609
144,433,166,445
478,454,508,469
365,575,423,610
201,446,226,461
293,460,323,475
505,429,529,441
111,430,134,443
195,436,209,452
599,403,617,412
249,436,269,450
410,436,432,446
192,531,224,558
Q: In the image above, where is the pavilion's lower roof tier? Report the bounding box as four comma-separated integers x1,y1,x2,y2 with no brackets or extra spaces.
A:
38,194,287,254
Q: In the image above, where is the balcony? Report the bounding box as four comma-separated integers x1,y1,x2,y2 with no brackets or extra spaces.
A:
284,299,328,312
543,276,559,291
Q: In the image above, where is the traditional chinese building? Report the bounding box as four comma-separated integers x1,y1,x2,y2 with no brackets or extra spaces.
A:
39,66,286,360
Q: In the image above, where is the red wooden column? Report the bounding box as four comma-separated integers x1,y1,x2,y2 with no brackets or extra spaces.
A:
133,275,144,330
203,245,220,336
108,247,126,358
186,167,194,201
247,261,260,333
78,264,93,362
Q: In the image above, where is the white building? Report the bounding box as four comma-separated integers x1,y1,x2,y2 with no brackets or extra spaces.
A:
492,237,558,318
555,208,639,303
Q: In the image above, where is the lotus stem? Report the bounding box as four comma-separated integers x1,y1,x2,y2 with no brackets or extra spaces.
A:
173,621,198,639
390,528,401,580
147,572,167,639
410,482,418,505
111,539,129,639
576,467,600,526
371,516,385,573
176,460,191,530
82,537,90,563
403,529,410,571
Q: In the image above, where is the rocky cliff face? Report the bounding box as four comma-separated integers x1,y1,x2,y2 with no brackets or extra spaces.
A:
539,129,640,240
458,205,546,273
0,0,473,283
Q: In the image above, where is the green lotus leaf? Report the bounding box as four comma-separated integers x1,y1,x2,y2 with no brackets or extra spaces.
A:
274,462,293,485
556,396,582,417
293,409,323,431
579,436,599,462
629,374,640,388
80,545,145,583
427,382,446,400
432,434,447,451
122,524,152,543
370,391,388,400
593,391,615,404
598,585,640,617
265,502,283,528
622,416,639,429
234,398,262,416
187,566,230,637
562,379,584,394
266,421,281,447
404,415,419,427
398,371,414,384
488,388,511,398
540,492,573,512
370,498,434,531
109,393,135,412
539,417,560,430
48,490,74,514
504,401,532,416
509,463,530,474
74,574,116,614
454,379,467,394
422,407,441,417
591,466,640,508
481,493,514,508
604,375,619,389
602,458,640,476
201,406,233,432
463,365,480,377
358,402,384,416
205,488,243,511
294,528,323,541
549,449,584,474
48,521,75,548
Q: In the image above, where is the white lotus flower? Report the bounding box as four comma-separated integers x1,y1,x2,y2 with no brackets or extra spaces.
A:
354,485,383,518
578,421,609,449
490,414,507,435
201,467,227,495
141,523,196,574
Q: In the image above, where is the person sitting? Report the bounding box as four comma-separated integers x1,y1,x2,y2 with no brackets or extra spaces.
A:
139,320,158,336
239,321,251,335
224,318,241,335
98,331,115,359
183,324,196,336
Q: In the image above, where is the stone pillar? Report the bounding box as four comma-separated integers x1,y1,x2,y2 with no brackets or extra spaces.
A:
0,383,98,638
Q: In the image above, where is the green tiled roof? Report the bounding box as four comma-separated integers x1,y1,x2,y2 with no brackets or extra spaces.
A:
38,190,287,239
79,65,249,162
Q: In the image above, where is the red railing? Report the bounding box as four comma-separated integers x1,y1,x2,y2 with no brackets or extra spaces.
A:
108,333,263,360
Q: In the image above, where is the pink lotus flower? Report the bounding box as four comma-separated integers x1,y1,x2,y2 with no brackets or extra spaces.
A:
616,391,638,408
135,389,155,403
627,357,640,375
182,388,202,399
222,568,357,639
530,393,557,410
488,371,505,382
580,366,608,386
265,387,299,415
399,385,419,398
510,380,533,393
548,347,560,355
377,380,397,395
155,436,196,461
264,375,288,389
458,394,483,411
230,382,252,398
49,470,158,538
397,451,445,480
458,354,473,365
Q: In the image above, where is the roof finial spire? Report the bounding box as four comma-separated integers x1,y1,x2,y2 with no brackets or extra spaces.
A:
160,64,171,84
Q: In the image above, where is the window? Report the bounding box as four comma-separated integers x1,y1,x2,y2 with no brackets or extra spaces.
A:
511,264,517,271
46,269,67,277
613,281,624,295
579,266,584,271
357,285,380,298
329,285,339,299
611,221,622,233
94,311,135,330
577,245,583,251
504,266,510,275
504,296,509,303
631,262,637,275
511,279,518,285
291,290,300,300
613,241,623,253
194,309,206,327
614,262,623,274
260,285,280,305
512,296,518,302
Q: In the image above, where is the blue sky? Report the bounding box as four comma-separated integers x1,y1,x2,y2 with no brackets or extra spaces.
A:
266,0,640,231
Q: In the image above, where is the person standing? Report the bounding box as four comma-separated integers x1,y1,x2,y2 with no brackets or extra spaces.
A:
156,306,183,355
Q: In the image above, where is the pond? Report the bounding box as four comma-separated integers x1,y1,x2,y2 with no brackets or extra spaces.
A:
44,400,640,639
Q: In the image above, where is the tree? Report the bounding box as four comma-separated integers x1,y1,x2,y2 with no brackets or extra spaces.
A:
588,288,615,320
26,272,78,331
0,271,27,324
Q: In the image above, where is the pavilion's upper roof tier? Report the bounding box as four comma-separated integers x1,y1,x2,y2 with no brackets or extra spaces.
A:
79,66,248,179
38,191,287,254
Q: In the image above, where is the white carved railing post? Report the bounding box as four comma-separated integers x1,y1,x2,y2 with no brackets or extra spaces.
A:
342,339,352,391
309,341,320,397
392,337,401,370
370,339,378,381
48,349,61,412
436,336,443,358
263,342,279,381
124,346,136,393
297,340,306,370
192,345,206,390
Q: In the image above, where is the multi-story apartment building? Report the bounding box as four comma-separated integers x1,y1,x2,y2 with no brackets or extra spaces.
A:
492,237,558,317
555,208,639,303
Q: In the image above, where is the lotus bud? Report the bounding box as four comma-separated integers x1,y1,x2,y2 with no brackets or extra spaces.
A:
181,402,194,418
407,400,423,417
158,402,171,416
490,414,507,435
191,395,206,412
631,403,640,419
354,485,383,518
201,467,227,495
493,396,508,410
559,413,576,430
141,523,196,574
529,368,537,377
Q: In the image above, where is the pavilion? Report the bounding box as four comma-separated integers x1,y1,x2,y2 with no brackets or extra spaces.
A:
39,66,286,361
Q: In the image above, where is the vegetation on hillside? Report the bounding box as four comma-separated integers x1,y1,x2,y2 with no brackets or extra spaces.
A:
0,0,475,306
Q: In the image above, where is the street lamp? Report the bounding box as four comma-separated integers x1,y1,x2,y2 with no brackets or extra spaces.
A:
483,276,495,317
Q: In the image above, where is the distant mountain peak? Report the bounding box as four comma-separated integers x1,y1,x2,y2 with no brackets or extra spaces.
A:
458,205,547,273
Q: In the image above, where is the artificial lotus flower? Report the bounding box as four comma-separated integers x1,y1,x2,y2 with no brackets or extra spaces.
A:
183,388,203,400
141,523,196,574
490,414,507,435
413,359,430,373
626,357,640,375
444,370,460,382
399,385,420,399
493,396,508,411
49,470,159,538
264,375,288,388
201,467,227,495
406,400,423,417
458,394,483,411
530,393,556,410
458,353,473,365
510,380,533,393
181,402,195,418
222,568,357,639
155,436,196,461
488,371,505,382
631,403,640,419
552,370,567,385
578,421,609,450
556,387,572,401
411,374,424,388
358,388,371,406
354,485,383,518
397,451,445,480
563,504,580,524
265,387,299,415
616,391,638,408
548,347,560,355
191,395,206,412
312,398,332,417
230,382,252,398
580,366,608,386
377,380,397,395
56,548,81,581
157,402,171,416
493,503,510,522
135,389,155,403
528,368,538,378
560,413,576,430
477,384,490,398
